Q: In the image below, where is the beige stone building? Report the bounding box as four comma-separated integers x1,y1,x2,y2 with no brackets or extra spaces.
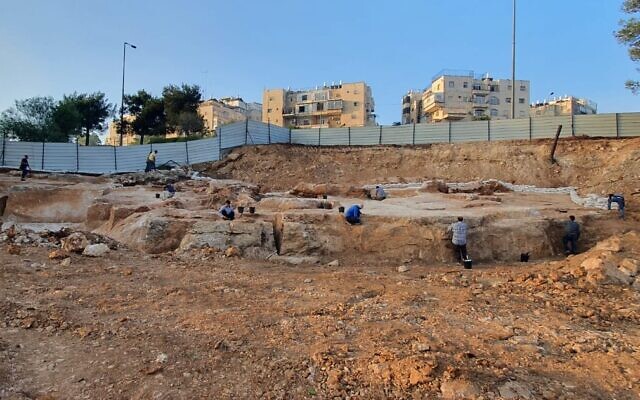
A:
263,82,376,128
401,90,425,124
530,96,597,117
106,97,262,145
420,70,530,122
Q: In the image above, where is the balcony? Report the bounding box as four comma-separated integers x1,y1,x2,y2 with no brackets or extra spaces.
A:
422,93,445,112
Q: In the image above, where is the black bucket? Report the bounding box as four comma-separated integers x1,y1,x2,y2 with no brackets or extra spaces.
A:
238,206,245,214
338,206,345,213
322,194,328,200
155,193,160,199
463,259,473,269
249,206,255,214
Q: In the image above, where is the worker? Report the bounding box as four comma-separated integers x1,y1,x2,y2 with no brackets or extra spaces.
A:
19,155,31,181
344,204,363,225
562,215,580,255
219,200,235,220
450,216,468,263
608,194,625,219
145,150,158,172
372,185,387,201
164,182,176,199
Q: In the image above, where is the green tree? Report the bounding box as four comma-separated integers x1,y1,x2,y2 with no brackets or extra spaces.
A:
78,134,102,146
162,84,205,136
0,97,71,142
124,90,167,145
63,92,114,145
616,0,640,93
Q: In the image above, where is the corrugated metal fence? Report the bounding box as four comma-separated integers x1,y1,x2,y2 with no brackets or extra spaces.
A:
1,112,639,174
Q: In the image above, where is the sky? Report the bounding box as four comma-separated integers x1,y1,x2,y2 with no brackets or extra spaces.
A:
0,0,639,125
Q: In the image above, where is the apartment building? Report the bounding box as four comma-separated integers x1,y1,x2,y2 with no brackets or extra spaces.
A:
420,70,530,122
262,81,376,128
401,90,426,124
105,97,262,145
530,96,597,117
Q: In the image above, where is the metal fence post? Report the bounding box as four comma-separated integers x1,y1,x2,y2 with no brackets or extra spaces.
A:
245,118,249,144
0,133,5,166
348,127,351,146
529,117,532,141
448,121,452,143
615,113,620,138
41,139,45,170
571,114,575,137
289,127,292,144
185,140,190,165
218,127,222,160
76,141,80,172
268,122,271,144
113,145,118,172
412,123,416,145
487,120,491,141
379,126,382,145
318,128,321,146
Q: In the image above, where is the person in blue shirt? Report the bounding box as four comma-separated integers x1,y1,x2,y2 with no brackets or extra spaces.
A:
563,215,580,255
373,185,387,201
344,204,363,225
219,200,235,220
608,194,625,219
164,182,176,198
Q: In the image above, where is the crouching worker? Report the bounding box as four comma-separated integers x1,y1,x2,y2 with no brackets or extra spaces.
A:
372,185,387,201
164,182,176,199
344,204,363,225
562,215,580,255
449,216,468,264
219,200,235,220
608,194,625,219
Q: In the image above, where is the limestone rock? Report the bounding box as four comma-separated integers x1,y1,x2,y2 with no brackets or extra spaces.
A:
440,379,481,399
420,180,449,193
179,220,275,258
498,381,533,400
327,259,340,267
619,258,639,277
61,258,71,267
398,265,410,273
61,232,88,253
225,246,241,257
82,243,110,257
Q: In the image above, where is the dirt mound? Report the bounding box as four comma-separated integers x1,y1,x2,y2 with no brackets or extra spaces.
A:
197,138,640,202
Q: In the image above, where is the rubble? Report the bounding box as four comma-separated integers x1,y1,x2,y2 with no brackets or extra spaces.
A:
82,243,110,257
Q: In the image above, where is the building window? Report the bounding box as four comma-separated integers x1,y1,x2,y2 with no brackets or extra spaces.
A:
473,84,482,90
474,109,485,117
267,108,272,113
463,82,468,88
505,97,512,103
298,105,305,113
301,94,308,101
519,98,525,104
520,85,527,91
302,119,310,126
448,81,455,88
317,102,324,111
490,109,499,117
488,96,500,105
353,102,358,107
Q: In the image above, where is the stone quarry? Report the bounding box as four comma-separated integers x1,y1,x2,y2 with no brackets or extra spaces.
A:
1,137,639,399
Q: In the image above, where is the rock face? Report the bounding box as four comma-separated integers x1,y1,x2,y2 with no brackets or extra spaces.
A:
82,243,110,257
61,232,89,253
440,379,481,399
180,220,275,258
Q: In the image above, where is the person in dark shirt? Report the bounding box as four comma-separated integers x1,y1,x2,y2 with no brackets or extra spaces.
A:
608,194,625,219
219,200,235,220
19,155,31,181
562,215,580,255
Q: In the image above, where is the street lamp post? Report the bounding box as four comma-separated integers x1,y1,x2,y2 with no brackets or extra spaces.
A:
511,0,516,119
119,41,137,146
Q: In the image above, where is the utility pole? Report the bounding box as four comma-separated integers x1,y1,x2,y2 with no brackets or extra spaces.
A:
511,0,516,119
120,41,137,146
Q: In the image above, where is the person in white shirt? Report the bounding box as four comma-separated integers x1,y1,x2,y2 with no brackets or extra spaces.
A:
450,216,468,263
373,185,387,201
219,200,235,220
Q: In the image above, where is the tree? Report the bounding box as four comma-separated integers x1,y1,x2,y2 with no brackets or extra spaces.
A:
78,134,102,146
616,0,640,93
62,92,113,145
124,90,167,145
162,84,205,136
0,97,71,142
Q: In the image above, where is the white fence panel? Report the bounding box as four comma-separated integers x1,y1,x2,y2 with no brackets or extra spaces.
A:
381,125,413,145
78,146,117,174
270,125,290,144
574,114,617,138
320,128,349,146
188,138,219,164
531,115,571,139
490,119,530,141
619,113,640,137
451,121,488,142
291,129,320,145
4,141,45,170
350,126,380,146
414,123,449,144
152,141,189,166
117,145,151,172
247,120,269,144
44,143,77,171
219,121,247,149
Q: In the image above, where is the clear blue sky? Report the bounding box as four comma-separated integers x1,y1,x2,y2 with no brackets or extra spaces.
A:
0,0,638,125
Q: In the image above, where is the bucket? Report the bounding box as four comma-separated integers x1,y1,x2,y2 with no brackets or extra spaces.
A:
322,194,328,200
338,206,345,213
155,193,160,199
249,206,255,214
463,258,473,269
238,206,245,214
